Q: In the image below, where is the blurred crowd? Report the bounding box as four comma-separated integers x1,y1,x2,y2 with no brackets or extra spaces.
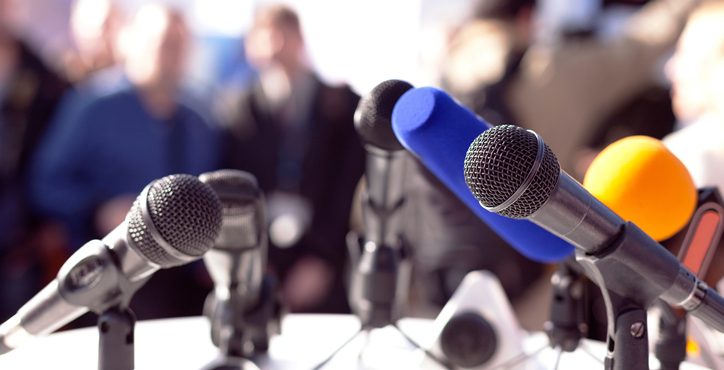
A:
1,0,723,332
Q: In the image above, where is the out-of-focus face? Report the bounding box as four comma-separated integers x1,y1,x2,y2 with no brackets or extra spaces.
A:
155,13,189,85
244,9,303,72
668,8,724,123
244,13,282,69
126,5,189,88
71,0,123,66
245,13,284,70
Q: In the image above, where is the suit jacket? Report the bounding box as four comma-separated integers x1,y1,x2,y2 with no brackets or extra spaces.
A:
222,75,365,310
0,39,67,249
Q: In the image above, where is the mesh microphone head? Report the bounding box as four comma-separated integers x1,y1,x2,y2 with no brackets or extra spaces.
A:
199,169,264,250
354,79,413,151
464,125,560,218
127,174,222,267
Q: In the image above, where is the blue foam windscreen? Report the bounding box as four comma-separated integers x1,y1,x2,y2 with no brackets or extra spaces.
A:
392,87,574,262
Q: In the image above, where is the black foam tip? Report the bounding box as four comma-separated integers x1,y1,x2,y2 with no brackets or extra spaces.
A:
354,79,413,151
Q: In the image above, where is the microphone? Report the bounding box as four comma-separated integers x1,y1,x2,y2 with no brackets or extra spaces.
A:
391,87,573,262
583,137,724,369
0,174,222,354
349,79,413,328
463,125,724,332
582,137,720,368
199,169,277,357
583,135,697,241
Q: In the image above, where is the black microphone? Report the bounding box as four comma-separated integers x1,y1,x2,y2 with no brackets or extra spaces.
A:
349,79,413,328
199,170,279,357
0,174,222,354
463,125,724,332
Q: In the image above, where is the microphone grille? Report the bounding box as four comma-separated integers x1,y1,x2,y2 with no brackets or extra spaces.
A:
199,169,261,205
199,169,264,250
127,174,222,267
464,125,559,218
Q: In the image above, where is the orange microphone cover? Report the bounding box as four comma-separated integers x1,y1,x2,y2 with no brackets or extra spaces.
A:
583,136,697,241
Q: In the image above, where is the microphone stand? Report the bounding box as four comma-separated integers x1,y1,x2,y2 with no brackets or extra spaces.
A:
532,260,614,369
545,261,587,354
235,275,281,356
310,232,453,370
55,240,150,370
576,225,659,370
654,302,687,370
205,274,282,369
98,306,136,370
576,190,724,370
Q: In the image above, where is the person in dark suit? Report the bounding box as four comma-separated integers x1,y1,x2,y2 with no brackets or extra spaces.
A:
0,25,68,321
221,4,364,313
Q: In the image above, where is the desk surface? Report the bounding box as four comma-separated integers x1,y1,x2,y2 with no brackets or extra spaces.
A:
0,314,711,369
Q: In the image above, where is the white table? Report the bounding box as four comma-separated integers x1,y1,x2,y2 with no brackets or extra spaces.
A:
0,314,711,369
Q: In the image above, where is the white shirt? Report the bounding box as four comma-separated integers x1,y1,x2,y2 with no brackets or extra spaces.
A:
664,115,724,195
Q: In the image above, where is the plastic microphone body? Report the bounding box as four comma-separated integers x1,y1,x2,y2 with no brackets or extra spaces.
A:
349,80,413,328
464,125,724,333
0,175,222,354
355,80,412,248
391,87,573,262
199,170,277,357
201,170,266,311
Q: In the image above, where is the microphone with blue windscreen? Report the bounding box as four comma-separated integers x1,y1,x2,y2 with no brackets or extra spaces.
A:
391,87,573,262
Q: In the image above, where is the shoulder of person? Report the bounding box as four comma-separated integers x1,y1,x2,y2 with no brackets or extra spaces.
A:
64,88,140,132
84,88,135,109
317,80,360,120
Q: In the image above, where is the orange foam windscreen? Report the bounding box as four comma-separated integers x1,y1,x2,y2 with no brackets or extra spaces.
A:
583,136,697,241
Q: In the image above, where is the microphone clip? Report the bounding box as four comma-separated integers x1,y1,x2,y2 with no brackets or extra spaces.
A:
346,232,412,329
544,261,587,353
56,239,147,370
205,274,283,358
575,222,679,370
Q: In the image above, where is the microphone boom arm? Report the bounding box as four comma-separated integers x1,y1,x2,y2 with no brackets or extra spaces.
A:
576,220,724,370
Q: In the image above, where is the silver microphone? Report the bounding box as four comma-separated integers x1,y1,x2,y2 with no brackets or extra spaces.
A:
200,170,276,357
0,174,222,354
464,125,724,333
350,79,413,328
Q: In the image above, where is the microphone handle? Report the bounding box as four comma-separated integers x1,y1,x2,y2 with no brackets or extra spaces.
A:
0,236,158,354
689,285,724,332
0,240,115,352
536,173,724,332
614,222,724,332
0,281,85,353
363,146,406,247
578,221,724,333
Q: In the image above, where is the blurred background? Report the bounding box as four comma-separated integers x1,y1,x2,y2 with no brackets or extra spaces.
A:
2,0,437,94
2,0,721,335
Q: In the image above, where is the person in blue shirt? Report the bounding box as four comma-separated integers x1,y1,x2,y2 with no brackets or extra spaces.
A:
44,0,130,162
30,4,219,250
29,4,219,321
